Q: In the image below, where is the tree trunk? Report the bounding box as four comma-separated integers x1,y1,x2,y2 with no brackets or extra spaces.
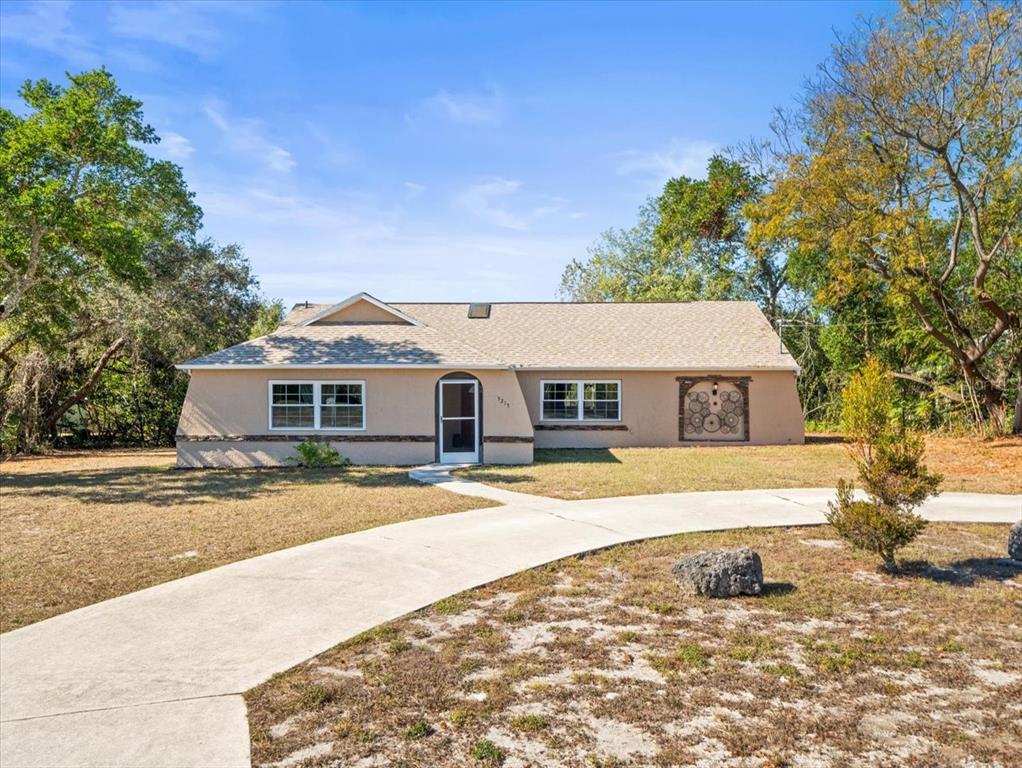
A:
1013,353,1022,436
43,337,126,438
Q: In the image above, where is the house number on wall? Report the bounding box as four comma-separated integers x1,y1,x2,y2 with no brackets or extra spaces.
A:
495,395,511,408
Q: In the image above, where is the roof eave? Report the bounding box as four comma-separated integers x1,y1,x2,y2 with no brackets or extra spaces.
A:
509,364,800,373
176,362,509,371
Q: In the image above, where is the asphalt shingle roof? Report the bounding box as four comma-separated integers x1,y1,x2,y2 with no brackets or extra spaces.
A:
181,323,502,368
181,299,797,371
392,301,797,370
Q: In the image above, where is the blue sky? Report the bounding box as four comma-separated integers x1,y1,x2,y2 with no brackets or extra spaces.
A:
1,0,890,305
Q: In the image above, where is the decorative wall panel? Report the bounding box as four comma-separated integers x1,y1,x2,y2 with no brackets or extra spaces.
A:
677,377,750,442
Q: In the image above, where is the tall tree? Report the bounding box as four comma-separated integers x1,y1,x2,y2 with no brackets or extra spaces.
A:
560,156,798,320
0,70,266,452
0,69,200,323
752,0,1022,431
657,155,791,321
559,199,712,301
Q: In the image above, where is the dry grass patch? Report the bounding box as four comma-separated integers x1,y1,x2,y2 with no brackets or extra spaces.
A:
0,450,495,631
246,523,1022,768
459,435,1022,499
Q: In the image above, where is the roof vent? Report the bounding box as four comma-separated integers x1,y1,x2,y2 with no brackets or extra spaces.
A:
467,303,491,319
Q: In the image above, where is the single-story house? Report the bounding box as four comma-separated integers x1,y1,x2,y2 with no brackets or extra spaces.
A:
175,293,804,467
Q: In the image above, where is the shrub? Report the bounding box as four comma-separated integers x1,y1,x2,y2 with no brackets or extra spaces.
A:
510,713,548,732
826,481,929,571
289,439,350,468
856,433,941,512
403,720,434,740
829,359,942,571
839,356,896,463
472,739,505,763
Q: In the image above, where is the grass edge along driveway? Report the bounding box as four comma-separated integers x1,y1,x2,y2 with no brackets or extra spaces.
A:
246,522,1022,768
458,436,1022,499
1,450,497,632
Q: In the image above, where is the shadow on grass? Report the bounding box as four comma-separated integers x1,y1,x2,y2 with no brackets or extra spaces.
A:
534,448,623,464
898,557,1021,586
761,582,798,597
2,465,421,507
804,435,844,445
459,471,540,485
462,448,621,485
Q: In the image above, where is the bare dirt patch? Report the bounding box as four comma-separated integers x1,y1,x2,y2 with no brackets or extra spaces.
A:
0,450,495,631
246,523,1021,767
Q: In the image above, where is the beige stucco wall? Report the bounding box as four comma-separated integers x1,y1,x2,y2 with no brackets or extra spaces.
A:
176,366,803,467
514,370,804,449
176,367,534,467
314,299,411,324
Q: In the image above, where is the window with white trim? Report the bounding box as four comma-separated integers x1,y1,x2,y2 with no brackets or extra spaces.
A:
541,380,620,421
269,381,365,430
320,383,364,428
270,383,314,428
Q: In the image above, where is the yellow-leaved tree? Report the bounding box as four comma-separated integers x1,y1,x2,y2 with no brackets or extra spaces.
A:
751,0,1022,433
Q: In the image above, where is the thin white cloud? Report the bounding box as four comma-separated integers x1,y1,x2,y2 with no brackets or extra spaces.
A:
107,1,254,56
156,131,195,162
193,180,586,302
454,177,578,231
425,88,503,125
403,181,426,199
0,1,97,65
202,99,296,173
614,138,716,180
456,177,528,230
307,123,355,167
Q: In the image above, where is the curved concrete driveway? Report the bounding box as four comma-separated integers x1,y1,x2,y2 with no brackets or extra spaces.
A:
2,471,1018,768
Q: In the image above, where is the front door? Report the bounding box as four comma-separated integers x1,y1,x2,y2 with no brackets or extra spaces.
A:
439,379,479,463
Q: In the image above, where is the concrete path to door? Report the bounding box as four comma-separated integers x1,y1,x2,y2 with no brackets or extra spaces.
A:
2,469,1019,768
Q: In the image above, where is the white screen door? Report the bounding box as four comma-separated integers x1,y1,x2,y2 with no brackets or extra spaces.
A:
439,379,479,463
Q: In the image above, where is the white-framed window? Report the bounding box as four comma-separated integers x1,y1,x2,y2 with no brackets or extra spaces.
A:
541,379,621,421
268,380,366,430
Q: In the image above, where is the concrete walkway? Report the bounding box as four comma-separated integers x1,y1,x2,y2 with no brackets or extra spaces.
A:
2,472,1018,768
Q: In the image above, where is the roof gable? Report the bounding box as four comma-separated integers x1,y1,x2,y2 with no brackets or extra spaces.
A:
301,293,420,326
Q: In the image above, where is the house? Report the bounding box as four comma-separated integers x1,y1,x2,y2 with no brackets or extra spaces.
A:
175,293,804,467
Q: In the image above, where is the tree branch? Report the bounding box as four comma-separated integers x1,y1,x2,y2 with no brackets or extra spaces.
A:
43,336,126,436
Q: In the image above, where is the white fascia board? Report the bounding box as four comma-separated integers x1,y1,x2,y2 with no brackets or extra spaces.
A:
300,292,422,327
510,365,800,373
176,363,509,371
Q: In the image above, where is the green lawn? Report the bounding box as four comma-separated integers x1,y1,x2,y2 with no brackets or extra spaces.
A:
459,436,1022,499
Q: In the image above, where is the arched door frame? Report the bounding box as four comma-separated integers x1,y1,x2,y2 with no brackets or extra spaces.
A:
435,372,484,463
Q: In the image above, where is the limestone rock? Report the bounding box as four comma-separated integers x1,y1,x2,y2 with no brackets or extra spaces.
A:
1009,521,1022,561
672,547,763,598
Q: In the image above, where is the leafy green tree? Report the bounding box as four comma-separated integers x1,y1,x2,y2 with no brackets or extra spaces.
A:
559,199,709,301
250,299,285,339
0,70,266,452
657,155,790,321
0,68,199,325
560,157,799,321
754,1,1022,432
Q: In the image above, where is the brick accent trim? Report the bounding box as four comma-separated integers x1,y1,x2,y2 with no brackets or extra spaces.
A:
176,434,434,443
483,435,534,444
676,376,750,442
534,424,629,431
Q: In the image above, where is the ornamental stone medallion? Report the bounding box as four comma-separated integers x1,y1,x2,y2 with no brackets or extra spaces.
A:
680,379,747,441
